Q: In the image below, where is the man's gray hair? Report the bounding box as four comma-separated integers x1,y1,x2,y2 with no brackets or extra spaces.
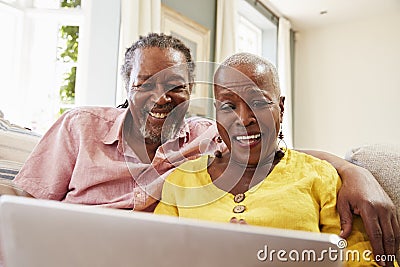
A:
121,33,195,91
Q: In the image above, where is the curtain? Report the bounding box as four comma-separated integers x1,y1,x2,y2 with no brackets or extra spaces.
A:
277,17,293,148
215,0,237,63
120,0,161,46
116,0,161,105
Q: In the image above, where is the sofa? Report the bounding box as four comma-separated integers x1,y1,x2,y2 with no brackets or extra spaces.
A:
345,143,400,217
0,113,41,180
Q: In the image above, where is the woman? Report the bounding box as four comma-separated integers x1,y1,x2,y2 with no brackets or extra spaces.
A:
155,53,387,266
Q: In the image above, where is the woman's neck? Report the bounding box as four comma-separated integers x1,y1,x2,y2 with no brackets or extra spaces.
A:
207,150,283,195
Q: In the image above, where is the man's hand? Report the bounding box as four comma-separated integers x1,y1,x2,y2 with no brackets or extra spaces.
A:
337,165,400,267
230,217,247,224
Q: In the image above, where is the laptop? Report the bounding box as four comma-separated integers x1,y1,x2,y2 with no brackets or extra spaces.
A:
0,195,343,267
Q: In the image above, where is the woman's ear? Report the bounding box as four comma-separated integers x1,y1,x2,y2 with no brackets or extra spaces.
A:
279,96,285,123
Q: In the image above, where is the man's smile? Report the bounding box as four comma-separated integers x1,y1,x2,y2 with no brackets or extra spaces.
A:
149,111,170,119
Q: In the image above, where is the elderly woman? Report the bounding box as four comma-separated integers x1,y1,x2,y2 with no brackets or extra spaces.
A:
154,53,395,266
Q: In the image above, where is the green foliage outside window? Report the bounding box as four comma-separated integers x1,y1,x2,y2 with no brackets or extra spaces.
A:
61,0,81,8
58,0,81,113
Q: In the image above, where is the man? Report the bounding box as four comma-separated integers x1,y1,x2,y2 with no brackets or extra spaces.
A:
0,33,398,264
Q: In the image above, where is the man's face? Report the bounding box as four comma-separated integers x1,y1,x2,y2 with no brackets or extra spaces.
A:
214,64,284,166
127,47,191,144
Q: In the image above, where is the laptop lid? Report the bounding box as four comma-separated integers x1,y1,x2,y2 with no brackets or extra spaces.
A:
0,195,343,267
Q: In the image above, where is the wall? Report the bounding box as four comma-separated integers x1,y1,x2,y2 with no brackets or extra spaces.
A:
76,0,121,107
293,11,400,156
162,0,216,61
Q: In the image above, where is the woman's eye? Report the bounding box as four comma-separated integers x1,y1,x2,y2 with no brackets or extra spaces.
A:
252,100,273,108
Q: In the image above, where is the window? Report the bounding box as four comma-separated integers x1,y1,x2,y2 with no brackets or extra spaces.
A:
237,15,262,55
236,0,278,65
0,0,83,133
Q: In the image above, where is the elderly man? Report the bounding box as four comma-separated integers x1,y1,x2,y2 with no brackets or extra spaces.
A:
0,33,398,264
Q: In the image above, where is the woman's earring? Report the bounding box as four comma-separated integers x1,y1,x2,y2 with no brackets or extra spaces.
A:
214,150,223,158
278,127,284,140
214,136,223,158
277,124,287,158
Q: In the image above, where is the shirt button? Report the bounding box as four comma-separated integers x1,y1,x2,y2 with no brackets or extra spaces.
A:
234,193,245,203
233,205,246,213
135,192,142,198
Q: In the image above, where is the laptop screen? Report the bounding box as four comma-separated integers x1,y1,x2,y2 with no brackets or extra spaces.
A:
0,195,343,267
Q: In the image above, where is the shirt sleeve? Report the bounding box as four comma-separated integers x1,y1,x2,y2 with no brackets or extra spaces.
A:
315,160,380,266
154,201,179,216
13,110,78,200
315,160,342,235
153,168,181,216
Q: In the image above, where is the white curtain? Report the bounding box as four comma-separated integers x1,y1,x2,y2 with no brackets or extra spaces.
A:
215,0,237,63
277,17,293,148
116,0,161,105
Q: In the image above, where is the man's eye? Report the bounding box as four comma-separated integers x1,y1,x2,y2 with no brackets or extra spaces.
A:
220,103,235,111
139,83,155,91
167,84,187,92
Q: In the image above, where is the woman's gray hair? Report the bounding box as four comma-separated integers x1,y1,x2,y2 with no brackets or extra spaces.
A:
220,52,281,95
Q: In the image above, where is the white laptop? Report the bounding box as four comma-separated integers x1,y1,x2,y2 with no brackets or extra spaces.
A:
0,195,343,267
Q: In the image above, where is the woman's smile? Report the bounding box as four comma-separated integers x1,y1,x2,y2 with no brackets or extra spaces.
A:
232,133,262,148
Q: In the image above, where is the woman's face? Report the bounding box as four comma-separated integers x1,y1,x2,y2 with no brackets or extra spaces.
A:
127,47,191,144
214,64,284,166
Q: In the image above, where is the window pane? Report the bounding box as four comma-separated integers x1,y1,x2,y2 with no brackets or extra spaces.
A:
0,4,23,125
33,0,82,9
33,0,60,8
57,24,79,114
1,0,16,4
237,15,262,55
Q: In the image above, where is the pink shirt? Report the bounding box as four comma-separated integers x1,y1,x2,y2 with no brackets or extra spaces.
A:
14,107,220,210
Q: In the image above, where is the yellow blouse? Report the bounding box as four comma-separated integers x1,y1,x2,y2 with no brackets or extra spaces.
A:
155,149,382,266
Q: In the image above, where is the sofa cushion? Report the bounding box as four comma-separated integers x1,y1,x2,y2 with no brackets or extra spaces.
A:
345,143,400,215
0,160,22,180
0,115,41,179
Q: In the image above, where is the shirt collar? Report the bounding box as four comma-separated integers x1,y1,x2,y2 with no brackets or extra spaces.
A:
102,108,128,145
174,117,190,142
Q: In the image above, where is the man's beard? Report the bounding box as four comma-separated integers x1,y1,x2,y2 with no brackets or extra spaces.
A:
139,103,186,144
140,121,179,144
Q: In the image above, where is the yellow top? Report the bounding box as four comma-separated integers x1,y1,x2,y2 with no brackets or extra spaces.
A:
155,149,384,266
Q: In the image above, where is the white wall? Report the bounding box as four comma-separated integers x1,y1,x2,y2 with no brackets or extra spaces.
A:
76,0,121,107
293,11,400,157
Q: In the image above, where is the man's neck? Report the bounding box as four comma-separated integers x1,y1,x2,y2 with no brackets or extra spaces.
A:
123,114,160,163
124,133,160,163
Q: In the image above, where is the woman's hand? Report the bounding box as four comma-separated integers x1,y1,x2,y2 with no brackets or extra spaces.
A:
337,164,399,267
